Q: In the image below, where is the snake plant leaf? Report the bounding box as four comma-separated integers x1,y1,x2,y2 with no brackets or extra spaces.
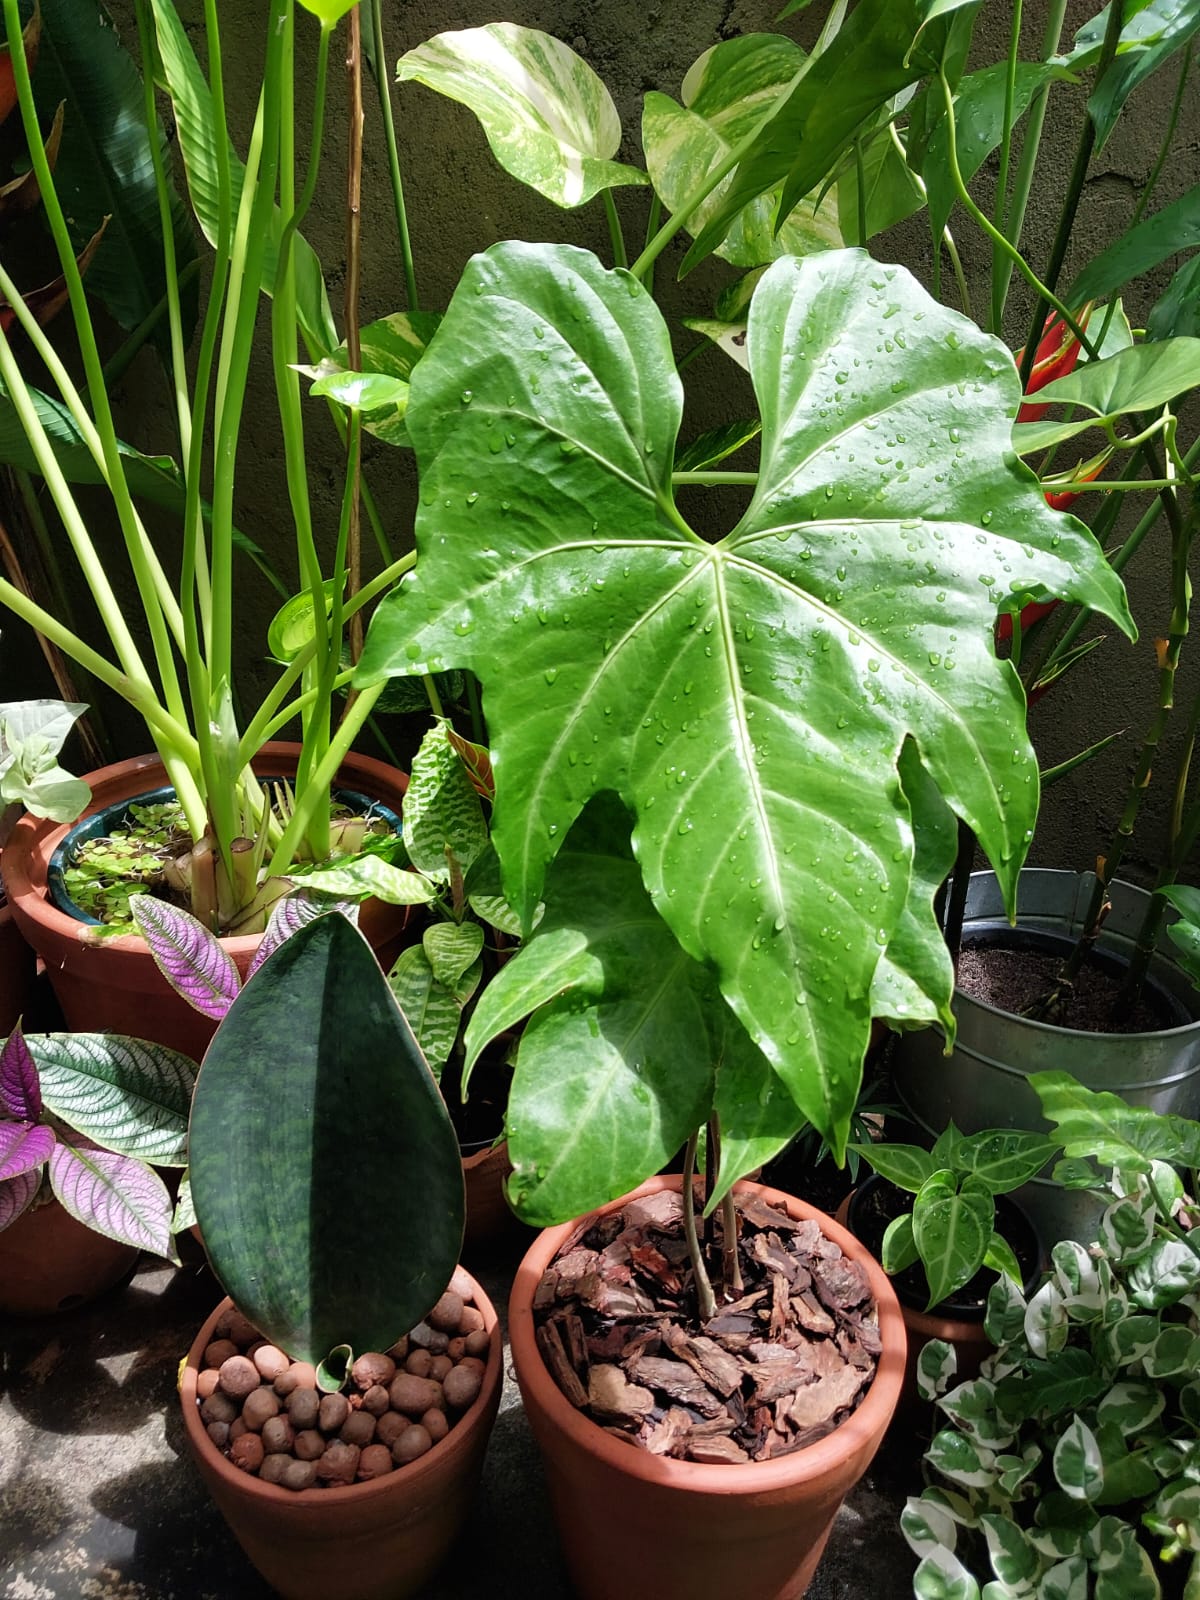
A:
248,891,361,979
48,1139,175,1257
0,1167,41,1231
396,24,647,209
147,0,336,357
130,893,240,1022
33,0,198,337
466,795,795,1225
403,719,490,882
31,1032,195,1164
358,242,1132,1155
0,1019,43,1120
190,915,464,1365
682,0,950,274
643,36,843,268
0,1119,55,1183
386,944,463,1077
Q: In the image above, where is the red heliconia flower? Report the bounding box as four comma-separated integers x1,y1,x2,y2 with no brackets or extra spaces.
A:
996,598,1059,645
1015,306,1092,423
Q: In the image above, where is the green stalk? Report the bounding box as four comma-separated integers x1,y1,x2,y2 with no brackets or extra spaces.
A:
853,136,867,248
681,1127,717,1323
267,680,385,876
368,0,419,314
602,189,628,270
991,0,1068,328
1017,0,1125,394
95,259,202,398
1128,42,1192,234
673,471,758,487
988,0,1023,333
2,0,190,738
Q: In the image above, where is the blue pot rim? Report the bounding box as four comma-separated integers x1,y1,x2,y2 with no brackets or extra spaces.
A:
48,781,402,928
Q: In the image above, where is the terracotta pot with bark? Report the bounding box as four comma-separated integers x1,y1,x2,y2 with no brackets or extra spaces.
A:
180,1284,502,1600
509,1174,906,1600
2,744,411,1058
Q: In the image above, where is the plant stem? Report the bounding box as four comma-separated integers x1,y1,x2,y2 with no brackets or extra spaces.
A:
990,0,1068,328
602,189,628,269
709,1114,743,1299
1017,0,1124,394
345,5,365,669
367,0,419,313
988,0,1023,334
673,471,758,486
682,1128,717,1323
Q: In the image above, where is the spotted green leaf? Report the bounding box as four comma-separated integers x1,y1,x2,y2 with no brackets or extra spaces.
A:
396,25,647,208
357,243,1131,1159
643,36,842,268
293,855,437,906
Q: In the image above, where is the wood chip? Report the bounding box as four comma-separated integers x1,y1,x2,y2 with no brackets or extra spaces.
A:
688,1436,749,1465
643,1406,695,1457
791,1290,836,1336
622,1191,684,1232
627,1355,726,1418
630,1242,682,1294
536,1322,587,1409
738,1196,804,1232
788,1362,870,1430
587,1363,656,1423
811,1257,872,1314
663,1327,743,1398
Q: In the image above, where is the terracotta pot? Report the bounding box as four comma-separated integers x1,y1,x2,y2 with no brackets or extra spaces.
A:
180,1278,503,1600
0,887,35,1034
509,1174,906,1600
0,1194,139,1315
834,1191,992,1405
3,744,412,1059
462,1138,519,1251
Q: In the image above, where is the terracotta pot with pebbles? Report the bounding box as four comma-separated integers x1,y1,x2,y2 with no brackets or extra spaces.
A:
177,912,494,1599
510,1175,906,1600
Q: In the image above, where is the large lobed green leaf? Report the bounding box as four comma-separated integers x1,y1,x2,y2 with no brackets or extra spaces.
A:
357,243,1132,1155
189,915,465,1366
396,24,646,210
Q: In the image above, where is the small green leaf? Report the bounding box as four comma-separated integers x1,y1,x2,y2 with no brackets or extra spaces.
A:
423,921,485,992
1067,182,1200,311
307,367,410,418
1031,1071,1200,1171
882,1211,921,1273
1148,254,1200,341
914,1172,995,1308
836,125,925,243
1019,337,1200,421
387,945,463,1076
315,1342,353,1390
1053,1416,1104,1501
982,1232,1023,1289
957,1128,1059,1194
171,1170,196,1234
267,580,339,663
396,24,646,208
293,856,437,906
984,1274,1028,1347
853,1141,939,1192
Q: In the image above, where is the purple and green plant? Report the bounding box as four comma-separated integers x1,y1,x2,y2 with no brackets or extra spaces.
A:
0,1020,193,1258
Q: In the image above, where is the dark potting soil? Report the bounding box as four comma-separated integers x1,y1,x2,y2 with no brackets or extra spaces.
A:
532,1187,881,1465
440,1051,511,1154
956,943,1174,1034
848,1176,1041,1319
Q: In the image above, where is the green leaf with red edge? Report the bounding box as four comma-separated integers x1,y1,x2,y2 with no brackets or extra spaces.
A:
356,243,1131,1158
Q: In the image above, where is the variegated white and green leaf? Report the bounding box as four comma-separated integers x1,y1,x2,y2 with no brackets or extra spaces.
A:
404,720,490,882
1100,1191,1157,1260
914,1546,983,1600
1051,1240,1101,1304
466,892,524,939
996,1445,1042,1499
386,945,463,1075
1053,1416,1104,1502
292,855,437,905
919,1337,959,1402
1129,1237,1200,1309
680,316,750,370
1036,1555,1087,1600
423,921,486,994
941,1379,1018,1452
396,25,647,208
980,1512,1040,1588
903,1492,963,1560
643,35,842,267
986,1275,1029,1348
928,1428,1000,1489
1144,1325,1200,1379
1098,1381,1166,1436
1025,1280,1069,1358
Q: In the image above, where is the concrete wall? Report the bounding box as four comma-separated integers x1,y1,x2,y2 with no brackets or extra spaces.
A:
12,0,1200,886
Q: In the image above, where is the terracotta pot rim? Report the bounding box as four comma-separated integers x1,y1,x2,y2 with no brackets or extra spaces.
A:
509,1173,906,1494
180,1273,502,1510
4,744,408,954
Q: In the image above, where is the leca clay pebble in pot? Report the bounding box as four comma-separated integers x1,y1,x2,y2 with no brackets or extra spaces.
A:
180,1268,502,1600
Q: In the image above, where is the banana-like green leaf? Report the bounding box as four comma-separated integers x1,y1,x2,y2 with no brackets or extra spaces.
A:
48,1139,175,1258
31,1033,195,1164
147,0,336,356
1066,182,1200,310
403,719,490,882
387,943,464,1076
643,35,842,268
358,243,1131,1155
1148,254,1200,341
836,126,925,244
190,915,464,1364
682,0,949,273
396,24,646,209
33,0,197,337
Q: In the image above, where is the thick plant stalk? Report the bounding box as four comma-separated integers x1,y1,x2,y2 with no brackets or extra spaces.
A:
344,4,365,670
682,1129,717,1324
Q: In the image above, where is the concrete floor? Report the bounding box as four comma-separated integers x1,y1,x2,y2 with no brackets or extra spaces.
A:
0,1227,926,1600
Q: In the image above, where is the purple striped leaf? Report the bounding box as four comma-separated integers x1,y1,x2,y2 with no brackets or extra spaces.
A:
130,893,241,1020
0,1119,55,1182
0,1023,43,1121
248,892,361,979
48,1140,176,1259
0,1167,42,1231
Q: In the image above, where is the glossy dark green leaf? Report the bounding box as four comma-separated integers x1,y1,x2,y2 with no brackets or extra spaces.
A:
33,0,197,336
1066,183,1200,310
836,127,925,244
854,1141,940,1193
190,915,464,1364
1084,0,1200,149
1031,1071,1200,1172
914,1171,995,1308
956,1128,1060,1194
358,242,1131,1156
674,418,761,473
1148,255,1200,341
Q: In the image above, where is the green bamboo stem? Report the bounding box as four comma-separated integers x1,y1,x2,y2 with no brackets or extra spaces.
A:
368,0,419,314
990,0,1068,328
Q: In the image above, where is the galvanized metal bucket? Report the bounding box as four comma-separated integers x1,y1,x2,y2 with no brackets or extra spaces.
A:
891,869,1200,1249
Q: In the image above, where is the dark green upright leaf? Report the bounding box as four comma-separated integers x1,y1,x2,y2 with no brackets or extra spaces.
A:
189,916,464,1365
1066,184,1200,308
1148,255,1200,340
33,0,197,337
1083,0,1200,148
357,243,1131,1156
